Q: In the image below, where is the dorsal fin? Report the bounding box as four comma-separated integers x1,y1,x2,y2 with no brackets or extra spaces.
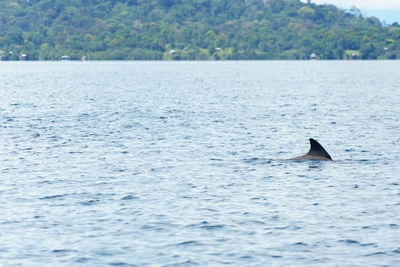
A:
307,138,332,160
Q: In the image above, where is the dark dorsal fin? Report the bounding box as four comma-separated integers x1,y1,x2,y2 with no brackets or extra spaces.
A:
307,138,332,160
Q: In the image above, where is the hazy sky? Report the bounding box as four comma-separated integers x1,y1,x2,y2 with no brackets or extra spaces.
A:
303,0,400,23
307,0,400,9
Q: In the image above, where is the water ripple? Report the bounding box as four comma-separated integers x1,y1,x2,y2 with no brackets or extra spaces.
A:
0,61,400,266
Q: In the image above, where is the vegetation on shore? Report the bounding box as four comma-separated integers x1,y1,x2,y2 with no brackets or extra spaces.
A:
1,0,399,60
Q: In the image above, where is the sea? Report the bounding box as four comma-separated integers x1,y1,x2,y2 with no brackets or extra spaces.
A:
1,61,399,266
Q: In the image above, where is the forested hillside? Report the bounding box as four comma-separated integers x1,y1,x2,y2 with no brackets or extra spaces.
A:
1,0,400,60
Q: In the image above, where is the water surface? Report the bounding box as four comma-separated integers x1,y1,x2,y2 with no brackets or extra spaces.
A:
1,61,399,266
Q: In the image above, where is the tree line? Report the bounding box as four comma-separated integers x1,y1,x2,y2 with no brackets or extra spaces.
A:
0,0,399,60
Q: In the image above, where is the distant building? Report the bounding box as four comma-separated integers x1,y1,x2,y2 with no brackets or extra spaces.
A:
309,53,317,60
344,50,360,60
20,54,28,61
1,50,12,61
61,55,71,61
0,50,8,61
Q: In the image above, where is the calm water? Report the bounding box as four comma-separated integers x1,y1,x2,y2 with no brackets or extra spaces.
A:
1,61,399,266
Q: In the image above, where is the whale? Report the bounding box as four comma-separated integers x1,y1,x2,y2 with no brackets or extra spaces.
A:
290,138,333,161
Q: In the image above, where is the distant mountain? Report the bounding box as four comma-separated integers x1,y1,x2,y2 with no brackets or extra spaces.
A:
0,0,399,60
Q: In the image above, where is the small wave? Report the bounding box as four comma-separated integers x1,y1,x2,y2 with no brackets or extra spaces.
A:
360,243,377,247
244,157,274,165
240,255,252,259
339,239,360,245
79,199,100,205
249,220,266,226
200,224,224,230
292,242,308,246
244,157,259,163
52,249,78,253
198,208,218,213
273,224,302,231
174,240,202,247
109,262,138,267
39,194,68,200
365,251,386,257
121,194,138,200
162,260,200,266
75,258,89,263
186,221,225,230
269,255,282,258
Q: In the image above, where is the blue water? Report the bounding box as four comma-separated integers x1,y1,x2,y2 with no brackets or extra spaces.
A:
1,61,399,266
